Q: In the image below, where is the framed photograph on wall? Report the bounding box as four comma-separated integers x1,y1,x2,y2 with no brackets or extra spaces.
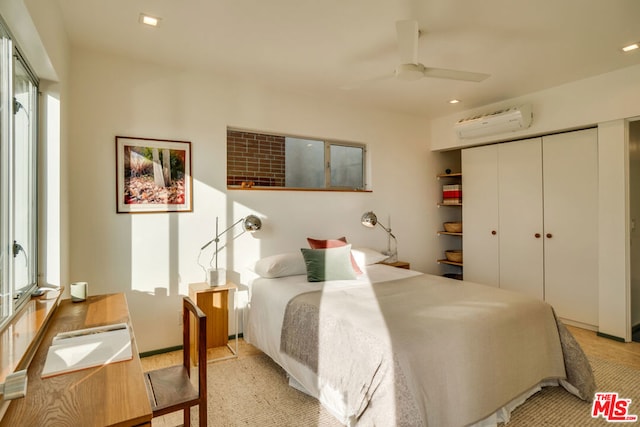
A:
116,136,193,213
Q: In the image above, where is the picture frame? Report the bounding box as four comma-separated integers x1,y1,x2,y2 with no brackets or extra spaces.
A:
116,136,193,213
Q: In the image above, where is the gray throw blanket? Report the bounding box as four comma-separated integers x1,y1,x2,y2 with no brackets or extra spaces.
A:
280,274,595,426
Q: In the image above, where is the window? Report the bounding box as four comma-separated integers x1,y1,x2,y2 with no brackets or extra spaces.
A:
227,129,366,190
0,18,39,328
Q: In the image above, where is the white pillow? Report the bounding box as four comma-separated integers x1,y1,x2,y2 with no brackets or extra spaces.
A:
351,247,389,267
252,252,307,278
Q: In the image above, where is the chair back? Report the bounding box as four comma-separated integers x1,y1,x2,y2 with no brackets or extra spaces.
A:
182,296,207,396
144,296,208,426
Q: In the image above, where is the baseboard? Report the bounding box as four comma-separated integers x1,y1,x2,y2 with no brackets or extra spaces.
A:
139,345,183,358
560,317,598,331
138,333,244,358
596,332,626,342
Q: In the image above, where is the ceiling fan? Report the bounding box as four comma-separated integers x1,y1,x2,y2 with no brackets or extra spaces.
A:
395,20,490,82
344,20,489,88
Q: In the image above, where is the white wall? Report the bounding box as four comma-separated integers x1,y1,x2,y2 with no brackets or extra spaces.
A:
597,120,630,340
630,121,640,327
67,48,450,352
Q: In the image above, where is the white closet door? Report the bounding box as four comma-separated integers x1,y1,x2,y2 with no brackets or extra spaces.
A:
462,145,499,286
543,128,598,326
498,138,545,299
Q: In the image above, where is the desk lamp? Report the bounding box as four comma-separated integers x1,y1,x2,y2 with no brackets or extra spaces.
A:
200,214,262,285
361,211,397,262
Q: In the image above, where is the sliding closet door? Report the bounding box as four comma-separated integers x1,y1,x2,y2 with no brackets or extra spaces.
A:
543,129,598,326
462,145,499,286
498,138,544,300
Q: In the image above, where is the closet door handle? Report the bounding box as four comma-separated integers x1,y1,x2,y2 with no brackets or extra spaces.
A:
546,233,553,239
491,230,497,235
535,233,541,238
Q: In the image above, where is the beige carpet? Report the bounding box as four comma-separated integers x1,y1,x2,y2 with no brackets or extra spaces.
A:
501,357,640,426
152,354,640,427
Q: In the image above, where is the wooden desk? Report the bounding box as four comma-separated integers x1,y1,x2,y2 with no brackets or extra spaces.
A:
0,293,152,427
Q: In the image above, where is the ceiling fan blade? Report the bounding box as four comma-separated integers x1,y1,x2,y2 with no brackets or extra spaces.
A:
340,73,394,90
421,67,490,82
396,20,419,64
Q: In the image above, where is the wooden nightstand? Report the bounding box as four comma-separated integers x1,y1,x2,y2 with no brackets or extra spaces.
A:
379,260,411,269
188,282,238,361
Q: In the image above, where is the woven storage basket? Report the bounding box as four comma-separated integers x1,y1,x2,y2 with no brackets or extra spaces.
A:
443,222,462,233
445,250,463,263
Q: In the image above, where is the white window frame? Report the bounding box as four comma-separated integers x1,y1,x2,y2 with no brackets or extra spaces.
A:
227,128,367,191
0,16,39,329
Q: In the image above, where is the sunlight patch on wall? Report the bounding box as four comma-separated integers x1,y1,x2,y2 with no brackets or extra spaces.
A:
230,201,265,274
131,214,171,293
45,93,60,286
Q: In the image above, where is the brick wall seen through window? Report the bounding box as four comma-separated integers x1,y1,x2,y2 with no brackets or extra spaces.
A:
227,129,285,187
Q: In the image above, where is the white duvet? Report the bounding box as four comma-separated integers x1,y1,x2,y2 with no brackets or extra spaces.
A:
245,264,588,426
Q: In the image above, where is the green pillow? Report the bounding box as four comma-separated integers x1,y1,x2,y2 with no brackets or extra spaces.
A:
300,245,357,282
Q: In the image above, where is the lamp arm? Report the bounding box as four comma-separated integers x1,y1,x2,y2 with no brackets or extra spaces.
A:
200,238,215,251
377,221,398,261
208,229,247,260
376,222,396,239
200,217,245,250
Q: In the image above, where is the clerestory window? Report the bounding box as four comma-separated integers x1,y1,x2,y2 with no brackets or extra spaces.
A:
227,128,366,191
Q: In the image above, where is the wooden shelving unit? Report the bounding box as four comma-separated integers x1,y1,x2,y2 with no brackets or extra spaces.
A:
437,259,463,267
437,172,462,179
437,171,463,275
437,231,462,237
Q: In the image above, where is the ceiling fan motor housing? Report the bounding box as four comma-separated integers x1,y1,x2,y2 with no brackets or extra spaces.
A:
395,63,424,81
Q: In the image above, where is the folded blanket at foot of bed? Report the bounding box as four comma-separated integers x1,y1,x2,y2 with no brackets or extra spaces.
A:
281,274,596,426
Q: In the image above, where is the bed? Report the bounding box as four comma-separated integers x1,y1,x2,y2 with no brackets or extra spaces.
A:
245,248,596,427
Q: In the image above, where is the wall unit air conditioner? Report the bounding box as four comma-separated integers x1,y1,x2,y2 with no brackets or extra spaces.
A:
455,105,532,139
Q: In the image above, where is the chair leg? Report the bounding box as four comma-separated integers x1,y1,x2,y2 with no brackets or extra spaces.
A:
184,407,190,427
199,402,207,427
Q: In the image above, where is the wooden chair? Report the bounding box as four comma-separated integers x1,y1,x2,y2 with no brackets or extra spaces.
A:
144,297,207,427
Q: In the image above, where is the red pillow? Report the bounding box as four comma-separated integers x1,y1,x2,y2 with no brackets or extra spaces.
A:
307,237,363,274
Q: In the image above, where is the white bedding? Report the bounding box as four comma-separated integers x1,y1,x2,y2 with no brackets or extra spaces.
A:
247,265,421,424
245,264,591,426
247,264,421,363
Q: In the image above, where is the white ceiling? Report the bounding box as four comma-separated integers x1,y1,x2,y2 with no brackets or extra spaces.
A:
55,0,640,119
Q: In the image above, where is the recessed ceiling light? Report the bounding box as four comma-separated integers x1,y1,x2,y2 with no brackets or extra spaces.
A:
449,99,460,104
139,13,161,27
622,43,639,52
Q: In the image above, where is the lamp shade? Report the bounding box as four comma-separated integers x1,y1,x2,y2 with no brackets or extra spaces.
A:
243,215,262,232
361,211,378,228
